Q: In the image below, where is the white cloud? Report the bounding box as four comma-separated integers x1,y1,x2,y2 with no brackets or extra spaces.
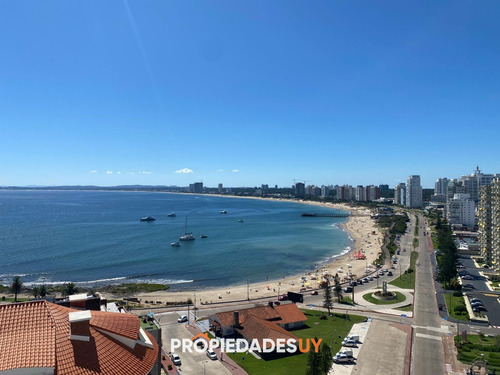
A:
232,169,239,173
106,171,113,175
217,169,224,172
175,168,193,174
139,171,152,175
89,170,97,174
116,171,121,175
127,172,135,175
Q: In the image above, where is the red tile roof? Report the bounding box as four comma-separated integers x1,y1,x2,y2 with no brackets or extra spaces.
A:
214,303,306,327
273,304,307,325
236,316,298,350
215,306,281,327
0,301,158,375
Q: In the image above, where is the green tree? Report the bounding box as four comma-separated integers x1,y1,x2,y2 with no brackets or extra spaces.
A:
62,282,77,296
319,342,332,374
305,336,321,375
334,273,343,302
32,286,40,299
10,276,23,302
322,279,333,315
39,285,47,298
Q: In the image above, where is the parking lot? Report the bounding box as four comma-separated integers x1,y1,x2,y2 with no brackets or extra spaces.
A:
159,311,231,375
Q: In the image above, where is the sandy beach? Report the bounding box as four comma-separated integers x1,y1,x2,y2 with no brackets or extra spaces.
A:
124,200,383,306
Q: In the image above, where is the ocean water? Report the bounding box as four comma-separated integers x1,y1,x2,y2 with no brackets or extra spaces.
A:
0,190,351,290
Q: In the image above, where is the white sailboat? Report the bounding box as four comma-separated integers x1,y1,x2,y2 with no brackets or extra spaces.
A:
179,217,195,241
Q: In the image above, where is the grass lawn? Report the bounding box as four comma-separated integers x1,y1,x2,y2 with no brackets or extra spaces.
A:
455,334,500,372
395,304,413,312
227,309,366,375
362,291,406,305
444,293,470,322
339,296,353,305
413,238,419,248
389,251,418,289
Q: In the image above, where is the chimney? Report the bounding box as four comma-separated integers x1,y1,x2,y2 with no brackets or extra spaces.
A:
69,310,92,342
233,311,239,328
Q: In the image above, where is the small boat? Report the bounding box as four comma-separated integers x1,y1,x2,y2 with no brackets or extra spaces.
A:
167,212,176,217
220,210,227,214
179,217,195,241
179,233,195,241
200,235,208,238
238,219,244,223
140,216,156,222
170,242,181,247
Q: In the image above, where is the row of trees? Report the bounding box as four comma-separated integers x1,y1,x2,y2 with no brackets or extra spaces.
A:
435,216,459,289
9,276,78,302
305,338,332,375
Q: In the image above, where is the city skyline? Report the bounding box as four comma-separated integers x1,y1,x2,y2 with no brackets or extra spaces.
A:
2,1,500,188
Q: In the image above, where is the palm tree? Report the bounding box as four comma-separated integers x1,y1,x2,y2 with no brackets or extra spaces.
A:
10,276,23,302
62,282,77,296
32,286,40,299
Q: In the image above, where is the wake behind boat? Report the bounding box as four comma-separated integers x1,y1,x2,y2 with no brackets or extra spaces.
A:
167,212,176,217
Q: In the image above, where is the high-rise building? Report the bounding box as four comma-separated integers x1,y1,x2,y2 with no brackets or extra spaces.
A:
479,185,493,265
189,182,203,194
434,177,449,196
218,183,223,193
493,179,500,271
366,185,381,201
379,184,389,191
394,183,406,205
459,166,500,202
321,185,330,198
406,175,423,208
336,185,352,200
295,182,305,198
446,193,476,228
354,186,366,201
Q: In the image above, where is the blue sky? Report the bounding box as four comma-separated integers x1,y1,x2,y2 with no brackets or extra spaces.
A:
1,1,499,188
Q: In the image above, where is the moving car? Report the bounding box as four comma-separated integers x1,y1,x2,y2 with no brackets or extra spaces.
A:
171,353,181,366
311,290,319,295
206,350,218,360
177,315,188,323
462,275,474,280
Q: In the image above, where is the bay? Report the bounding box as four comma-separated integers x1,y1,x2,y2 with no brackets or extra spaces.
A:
0,190,351,290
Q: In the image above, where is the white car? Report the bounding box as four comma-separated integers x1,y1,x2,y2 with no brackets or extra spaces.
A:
206,350,217,360
341,339,357,347
171,353,181,366
177,315,188,323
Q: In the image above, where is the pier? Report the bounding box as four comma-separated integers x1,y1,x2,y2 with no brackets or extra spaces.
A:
301,212,351,218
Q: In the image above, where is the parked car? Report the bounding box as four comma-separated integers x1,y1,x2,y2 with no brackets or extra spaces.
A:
278,295,288,301
349,281,358,287
177,315,188,323
206,350,218,360
373,274,379,279
344,286,353,293
347,334,359,342
311,290,319,295
341,339,357,347
462,283,475,289
387,271,393,276
362,277,369,283
333,353,353,364
470,298,482,303
473,306,487,313
368,276,374,281
171,353,181,366
337,349,354,358
462,275,474,280
471,302,484,308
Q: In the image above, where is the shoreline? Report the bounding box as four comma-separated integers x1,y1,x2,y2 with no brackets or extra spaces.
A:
4,195,382,304
117,200,382,306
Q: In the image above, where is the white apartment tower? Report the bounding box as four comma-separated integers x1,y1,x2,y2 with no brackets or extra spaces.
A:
406,175,423,208
446,193,476,228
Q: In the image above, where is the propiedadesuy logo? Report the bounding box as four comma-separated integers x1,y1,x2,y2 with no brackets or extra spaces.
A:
171,333,323,354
